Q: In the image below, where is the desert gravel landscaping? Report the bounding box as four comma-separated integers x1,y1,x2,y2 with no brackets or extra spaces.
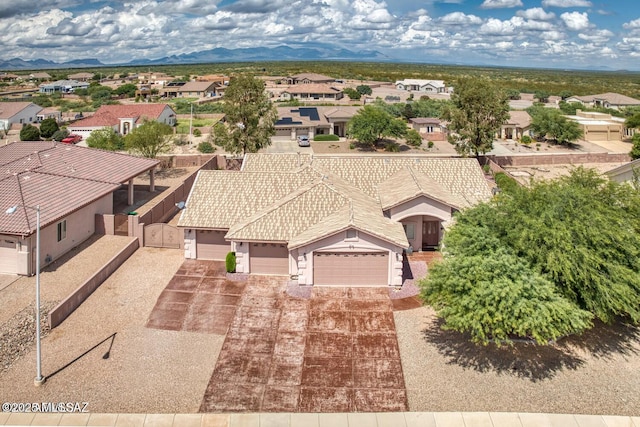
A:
1,245,639,415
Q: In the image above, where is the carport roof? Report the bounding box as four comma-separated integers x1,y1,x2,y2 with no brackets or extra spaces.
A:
0,141,158,236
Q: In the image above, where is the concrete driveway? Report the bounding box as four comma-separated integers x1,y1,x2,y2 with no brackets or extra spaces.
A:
149,261,410,412
263,137,314,154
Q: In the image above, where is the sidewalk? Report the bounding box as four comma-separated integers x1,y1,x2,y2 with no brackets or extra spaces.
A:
1,411,638,426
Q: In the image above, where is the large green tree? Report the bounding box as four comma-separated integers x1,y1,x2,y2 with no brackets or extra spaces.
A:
125,121,174,158
529,106,583,144
211,74,277,155
347,105,407,146
86,127,125,151
443,77,510,156
39,118,59,139
420,168,640,345
630,133,640,160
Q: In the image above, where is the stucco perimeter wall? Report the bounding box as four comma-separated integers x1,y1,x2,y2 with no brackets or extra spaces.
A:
294,230,404,287
48,237,139,328
488,152,630,167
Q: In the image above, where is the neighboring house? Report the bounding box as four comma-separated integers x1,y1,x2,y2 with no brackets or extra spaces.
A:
36,107,62,123
39,80,90,94
565,93,640,111
566,110,628,142
176,81,218,98
135,72,173,85
605,159,640,184
67,104,177,140
195,75,227,84
161,81,186,98
286,73,335,85
395,79,451,93
499,111,532,140
279,84,344,101
410,118,448,141
0,141,158,275
178,153,492,287
67,72,94,82
275,106,360,139
0,102,43,132
0,73,19,82
29,72,52,81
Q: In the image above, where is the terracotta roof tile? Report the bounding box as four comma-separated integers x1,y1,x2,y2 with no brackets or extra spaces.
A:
71,104,171,128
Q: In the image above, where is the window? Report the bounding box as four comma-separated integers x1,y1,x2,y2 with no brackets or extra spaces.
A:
403,224,415,240
345,229,358,240
57,220,67,242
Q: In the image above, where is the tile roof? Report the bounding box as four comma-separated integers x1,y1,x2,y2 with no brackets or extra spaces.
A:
184,154,490,249
178,81,216,92
242,154,492,206
177,168,322,229
410,117,441,125
0,142,159,236
574,92,640,105
0,102,41,119
289,73,335,82
70,104,172,128
506,111,531,128
377,167,466,210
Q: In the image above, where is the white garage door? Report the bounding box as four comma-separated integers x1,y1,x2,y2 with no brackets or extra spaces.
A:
0,238,18,274
196,230,230,260
313,252,388,286
250,243,289,275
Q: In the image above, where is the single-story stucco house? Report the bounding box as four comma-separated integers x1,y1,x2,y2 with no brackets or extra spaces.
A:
178,154,492,287
275,106,361,140
565,92,640,111
0,102,42,132
565,110,630,142
499,111,532,140
0,142,158,275
605,158,640,184
67,104,177,140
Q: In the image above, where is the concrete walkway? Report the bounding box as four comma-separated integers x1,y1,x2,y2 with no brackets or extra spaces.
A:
1,411,638,426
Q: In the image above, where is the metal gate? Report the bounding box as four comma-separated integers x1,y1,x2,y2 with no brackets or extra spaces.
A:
144,223,181,249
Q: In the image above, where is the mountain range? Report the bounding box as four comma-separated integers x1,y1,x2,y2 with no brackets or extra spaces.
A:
0,45,390,71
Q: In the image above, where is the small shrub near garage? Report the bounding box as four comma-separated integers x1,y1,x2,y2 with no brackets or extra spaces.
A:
520,135,532,145
314,134,340,142
225,252,236,273
197,141,215,153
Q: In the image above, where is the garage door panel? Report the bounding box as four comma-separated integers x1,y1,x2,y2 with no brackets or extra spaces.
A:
250,243,289,275
314,252,388,286
196,230,230,260
0,239,18,274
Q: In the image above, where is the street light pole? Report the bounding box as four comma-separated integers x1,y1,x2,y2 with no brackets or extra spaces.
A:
6,204,45,386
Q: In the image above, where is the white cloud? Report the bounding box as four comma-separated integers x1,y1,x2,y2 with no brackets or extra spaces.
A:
541,0,592,7
479,17,517,35
577,29,613,43
623,18,640,30
438,12,482,26
560,11,590,31
516,8,555,21
480,0,522,9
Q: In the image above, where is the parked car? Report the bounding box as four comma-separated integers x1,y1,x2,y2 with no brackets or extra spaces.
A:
297,135,310,147
61,134,82,144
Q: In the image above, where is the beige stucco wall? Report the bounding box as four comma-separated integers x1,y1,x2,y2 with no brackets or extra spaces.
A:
293,229,404,287
14,193,113,275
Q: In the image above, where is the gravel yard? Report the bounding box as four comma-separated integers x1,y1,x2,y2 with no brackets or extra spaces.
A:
396,306,640,416
2,239,639,415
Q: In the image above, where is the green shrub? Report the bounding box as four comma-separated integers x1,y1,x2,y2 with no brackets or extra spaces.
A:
349,143,355,150
385,142,400,152
314,134,340,141
427,141,434,149
193,129,202,137
197,141,215,153
174,135,188,146
225,252,236,273
520,135,532,145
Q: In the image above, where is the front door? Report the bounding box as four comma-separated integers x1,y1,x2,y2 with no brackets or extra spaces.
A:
422,221,440,248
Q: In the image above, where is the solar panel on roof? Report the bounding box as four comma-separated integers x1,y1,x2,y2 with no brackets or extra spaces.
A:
276,117,303,125
298,107,320,121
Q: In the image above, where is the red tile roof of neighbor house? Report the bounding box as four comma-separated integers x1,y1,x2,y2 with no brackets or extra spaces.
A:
0,141,158,236
71,104,170,128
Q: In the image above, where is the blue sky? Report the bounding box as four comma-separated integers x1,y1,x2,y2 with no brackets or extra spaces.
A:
0,0,638,70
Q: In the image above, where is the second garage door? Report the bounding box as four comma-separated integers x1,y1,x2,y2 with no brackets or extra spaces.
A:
313,252,388,286
196,230,230,260
250,243,289,275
